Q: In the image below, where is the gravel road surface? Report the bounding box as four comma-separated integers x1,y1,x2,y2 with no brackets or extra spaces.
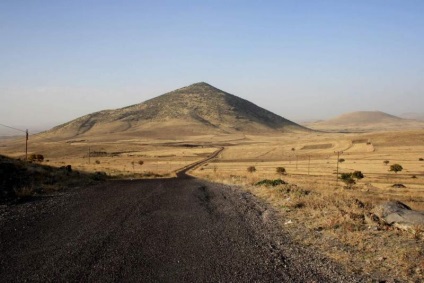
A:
0,176,363,282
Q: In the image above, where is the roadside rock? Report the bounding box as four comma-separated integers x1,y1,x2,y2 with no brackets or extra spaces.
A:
372,201,424,230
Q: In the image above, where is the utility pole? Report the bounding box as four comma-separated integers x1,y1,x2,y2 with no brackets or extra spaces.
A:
88,147,91,164
335,151,343,185
25,129,28,161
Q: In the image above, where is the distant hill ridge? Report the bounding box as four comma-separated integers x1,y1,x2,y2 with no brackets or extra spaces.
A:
50,82,306,138
400,112,424,121
322,111,403,125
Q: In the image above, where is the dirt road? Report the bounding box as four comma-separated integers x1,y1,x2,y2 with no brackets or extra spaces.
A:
0,174,363,282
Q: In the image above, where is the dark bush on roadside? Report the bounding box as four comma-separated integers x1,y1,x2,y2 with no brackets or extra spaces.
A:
255,179,286,187
28,153,44,162
59,165,72,173
92,171,107,181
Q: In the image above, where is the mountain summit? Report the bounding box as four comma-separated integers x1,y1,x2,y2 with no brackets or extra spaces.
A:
50,82,306,138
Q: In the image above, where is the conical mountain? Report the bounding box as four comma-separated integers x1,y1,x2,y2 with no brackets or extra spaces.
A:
50,82,307,138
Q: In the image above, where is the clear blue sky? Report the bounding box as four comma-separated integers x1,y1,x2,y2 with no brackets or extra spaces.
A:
1,0,423,135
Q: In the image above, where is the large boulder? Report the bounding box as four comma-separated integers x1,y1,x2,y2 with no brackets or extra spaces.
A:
372,201,424,231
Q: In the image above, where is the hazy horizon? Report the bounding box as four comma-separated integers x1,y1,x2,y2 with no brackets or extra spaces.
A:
1,1,424,136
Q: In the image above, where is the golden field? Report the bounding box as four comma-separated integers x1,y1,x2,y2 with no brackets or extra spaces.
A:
194,130,424,210
1,129,423,281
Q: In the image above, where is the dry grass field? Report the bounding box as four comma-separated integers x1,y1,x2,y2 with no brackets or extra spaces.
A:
1,129,423,281
191,130,424,281
194,131,424,209
0,135,222,178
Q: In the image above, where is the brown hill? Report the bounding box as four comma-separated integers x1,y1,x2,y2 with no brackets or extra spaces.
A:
49,82,307,139
305,111,424,132
400,112,424,121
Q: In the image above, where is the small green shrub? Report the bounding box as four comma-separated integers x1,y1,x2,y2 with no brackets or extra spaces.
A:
389,164,403,173
278,186,310,196
340,172,358,188
340,171,364,187
338,158,345,163
340,173,352,180
384,160,390,165
352,171,364,179
255,179,286,187
276,167,286,175
95,160,100,164
247,166,256,173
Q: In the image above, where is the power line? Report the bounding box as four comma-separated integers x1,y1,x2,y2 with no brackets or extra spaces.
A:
0,123,27,133
0,123,52,141
0,123,50,137
0,123,28,160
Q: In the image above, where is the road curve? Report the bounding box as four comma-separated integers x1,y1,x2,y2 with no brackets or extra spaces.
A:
0,176,362,282
175,147,224,178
